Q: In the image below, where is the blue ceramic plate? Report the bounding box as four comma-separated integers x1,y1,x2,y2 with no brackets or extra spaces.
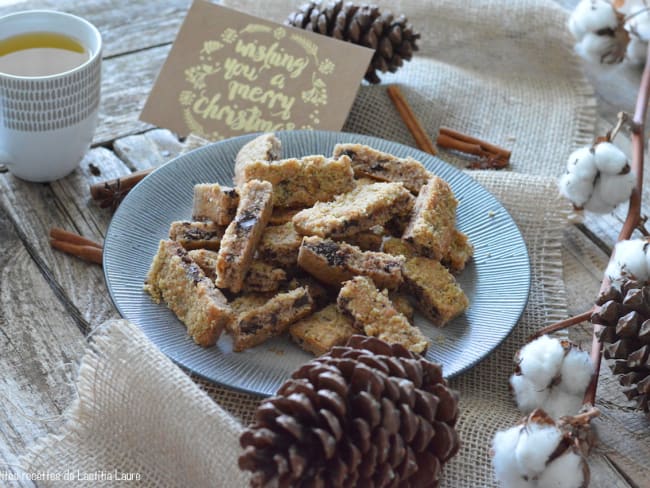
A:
104,130,530,396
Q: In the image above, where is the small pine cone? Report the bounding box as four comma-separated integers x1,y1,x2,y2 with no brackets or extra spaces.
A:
286,1,420,84
239,335,460,487
592,279,650,417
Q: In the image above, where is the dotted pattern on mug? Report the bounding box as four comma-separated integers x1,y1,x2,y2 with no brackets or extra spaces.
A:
0,56,100,132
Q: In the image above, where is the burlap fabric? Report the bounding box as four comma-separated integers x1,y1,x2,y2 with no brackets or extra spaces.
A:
20,0,590,486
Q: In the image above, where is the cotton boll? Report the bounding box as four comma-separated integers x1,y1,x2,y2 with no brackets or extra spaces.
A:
592,172,635,207
627,38,648,64
558,348,594,396
584,193,615,214
514,422,563,476
617,0,648,16
565,146,598,180
537,451,585,488
571,0,618,33
494,413,588,488
627,10,650,41
492,427,533,488
511,374,551,413
518,336,565,388
558,173,594,208
496,475,532,488
576,32,617,62
605,239,649,281
543,389,584,419
492,427,520,477
593,142,628,175
568,15,587,41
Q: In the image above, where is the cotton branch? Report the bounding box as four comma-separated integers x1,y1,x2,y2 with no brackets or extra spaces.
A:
529,45,650,408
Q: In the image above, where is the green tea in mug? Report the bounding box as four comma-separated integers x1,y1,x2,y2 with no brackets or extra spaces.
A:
0,32,89,76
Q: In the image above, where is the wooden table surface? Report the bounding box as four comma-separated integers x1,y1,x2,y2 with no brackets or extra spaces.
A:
0,0,648,486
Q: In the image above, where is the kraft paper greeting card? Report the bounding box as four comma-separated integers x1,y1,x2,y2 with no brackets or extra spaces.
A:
140,0,374,140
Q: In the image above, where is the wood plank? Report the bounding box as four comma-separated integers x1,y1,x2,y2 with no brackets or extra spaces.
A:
113,129,184,171
0,170,118,327
49,147,133,241
94,44,171,146
0,0,190,58
588,455,634,488
0,207,85,486
562,225,609,316
0,134,181,475
0,130,206,333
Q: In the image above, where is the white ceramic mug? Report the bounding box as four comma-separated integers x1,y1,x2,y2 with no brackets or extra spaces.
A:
0,10,102,182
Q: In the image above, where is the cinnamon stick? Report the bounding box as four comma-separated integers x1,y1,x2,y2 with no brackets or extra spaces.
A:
49,227,102,249
90,168,153,208
436,134,486,158
49,228,103,265
437,127,511,169
386,85,437,156
50,240,103,265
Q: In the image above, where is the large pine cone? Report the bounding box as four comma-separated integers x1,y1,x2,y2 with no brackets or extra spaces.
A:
239,335,460,487
592,279,650,416
286,1,420,84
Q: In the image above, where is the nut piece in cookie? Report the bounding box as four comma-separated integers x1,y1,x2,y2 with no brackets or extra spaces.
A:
442,229,474,273
402,257,468,326
333,143,430,194
382,236,417,258
168,221,225,251
144,240,233,346
258,222,303,267
337,276,429,353
402,176,457,260
292,182,414,238
230,287,313,352
298,236,404,290
289,304,356,356
234,132,281,186
192,183,239,226
215,179,273,293
238,155,355,208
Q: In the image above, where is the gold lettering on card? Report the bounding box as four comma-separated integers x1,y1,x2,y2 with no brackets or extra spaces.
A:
177,24,334,139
